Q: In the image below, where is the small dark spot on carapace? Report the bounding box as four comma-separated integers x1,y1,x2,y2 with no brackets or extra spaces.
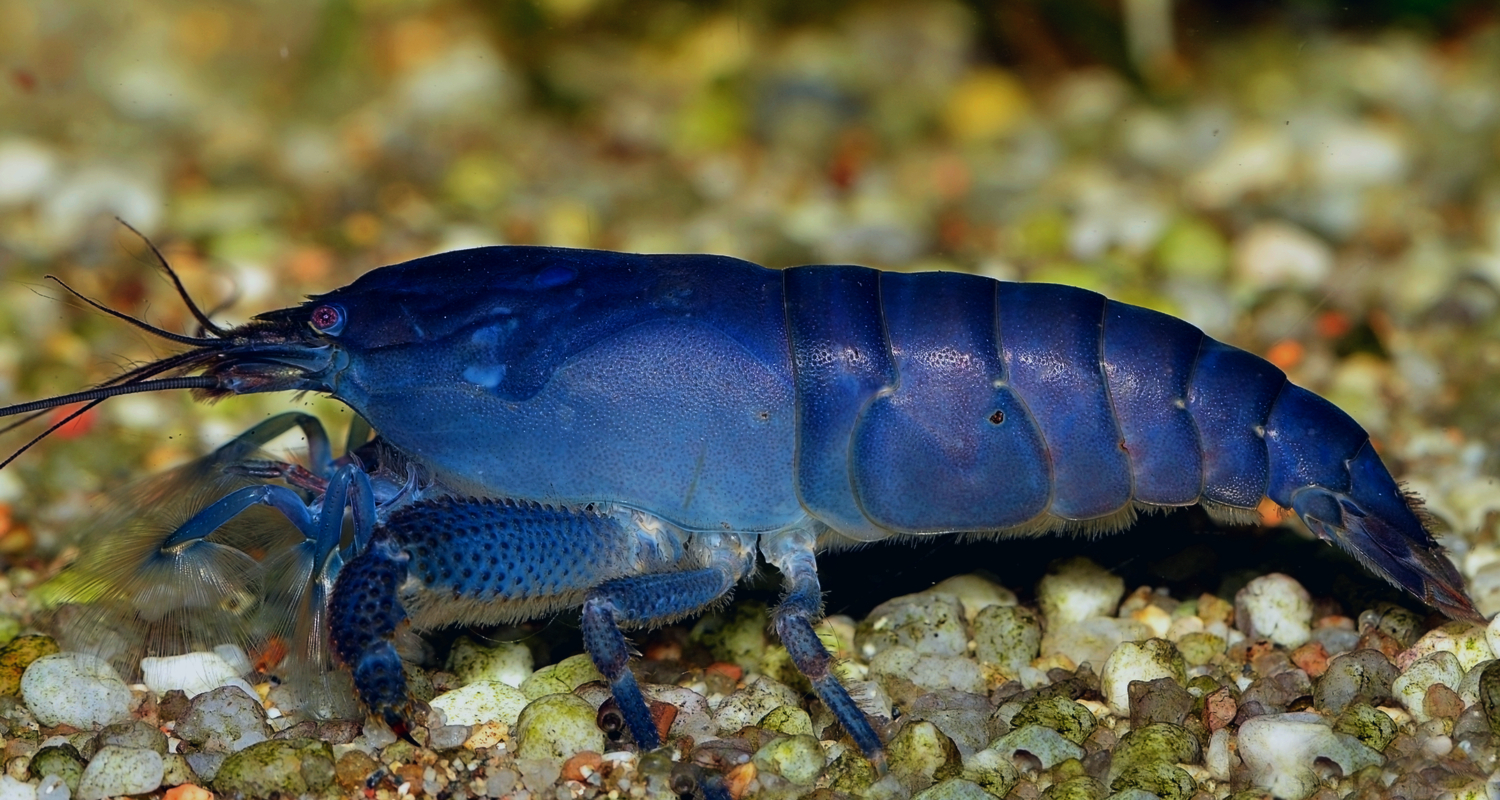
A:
988,410,1004,424
756,410,770,421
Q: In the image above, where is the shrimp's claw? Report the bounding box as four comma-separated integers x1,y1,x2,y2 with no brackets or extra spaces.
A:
1294,446,1485,624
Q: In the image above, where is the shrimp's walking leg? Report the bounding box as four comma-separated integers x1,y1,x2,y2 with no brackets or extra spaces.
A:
582,570,737,748
762,526,884,764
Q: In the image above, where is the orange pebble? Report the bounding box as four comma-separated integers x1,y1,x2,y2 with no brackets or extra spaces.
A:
164,786,214,800
561,751,603,782
1265,339,1304,370
1290,641,1330,678
705,662,743,682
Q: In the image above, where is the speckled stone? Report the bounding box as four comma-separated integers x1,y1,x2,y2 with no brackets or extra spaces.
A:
912,778,993,800
211,738,335,797
692,601,770,670
959,748,1019,797
886,721,963,789
974,605,1041,677
752,734,825,785
446,636,534,687
1334,702,1398,751
513,693,605,760
1099,639,1186,716
76,746,163,800
1037,557,1125,625
518,654,603,700
1404,622,1491,671
0,636,60,696
1009,695,1096,745
924,574,1017,621
174,686,271,754
430,679,529,726
20,653,131,729
28,745,85,791
758,705,814,737
1313,649,1398,714
714,676,802,735
858,591,969,658
1106,723,1200,787
988,725,1084,769
1234,573,1313,648
1393,650,1463,723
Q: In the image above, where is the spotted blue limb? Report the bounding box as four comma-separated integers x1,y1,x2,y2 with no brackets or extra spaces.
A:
762,526,885,764
328,496,702,742
581,563,743,749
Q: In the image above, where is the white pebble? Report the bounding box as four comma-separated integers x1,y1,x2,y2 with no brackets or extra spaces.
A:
1037,557,1124,625
1392,651,1463,723
1041,616,1153,670
1205,728,1233,781
429,680,529,727
1234,573,1312,648
141,652,258,699
1405,622,1492,671
923,574,1016,621
76,747,163,800
1233,221,1332,292
0,139,57,206
1099,639,1186,716
1237,713,1382,800
0,775,37,800
446,637,533,688
21,654,131,729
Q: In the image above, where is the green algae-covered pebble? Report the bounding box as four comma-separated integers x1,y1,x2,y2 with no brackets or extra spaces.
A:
758,705,814,737
974,605,1041,678
160,753,197,788
1479,660,1500,736
752,734,825,785
212,738,335,797
30,744,86,791
961,748,1019,798
825,748,878,794
1010,695,1096,745
1176,632,1226,666
0,616,20,647
887,721,963,787
913,778,994,800
1039,776,1107,800
1111,762,1197,800
1108,723,1200,784
0,635,60,695
1334,702,1398,751
514,693,605,760
519,654,603,700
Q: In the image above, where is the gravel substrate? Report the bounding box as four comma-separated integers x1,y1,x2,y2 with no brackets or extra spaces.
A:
3,2,1500,799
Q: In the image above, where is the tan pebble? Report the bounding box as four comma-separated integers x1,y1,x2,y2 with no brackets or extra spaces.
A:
1423,684,1464,721
725,762,756,800
464,721,507,750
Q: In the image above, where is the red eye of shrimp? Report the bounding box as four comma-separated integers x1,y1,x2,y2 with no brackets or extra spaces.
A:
310,304,346,335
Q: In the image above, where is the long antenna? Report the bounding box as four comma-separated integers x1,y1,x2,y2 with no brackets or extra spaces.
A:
116,218,229,337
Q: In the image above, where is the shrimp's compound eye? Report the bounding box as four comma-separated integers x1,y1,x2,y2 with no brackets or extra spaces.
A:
309,304,346,335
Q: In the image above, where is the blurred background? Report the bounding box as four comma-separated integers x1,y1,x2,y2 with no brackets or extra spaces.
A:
2,0,1500,614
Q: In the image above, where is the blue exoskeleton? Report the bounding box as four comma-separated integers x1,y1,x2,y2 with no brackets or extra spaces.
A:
2,245,1481,767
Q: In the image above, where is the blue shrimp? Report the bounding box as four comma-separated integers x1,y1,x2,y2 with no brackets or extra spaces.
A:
2,245,1481,767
